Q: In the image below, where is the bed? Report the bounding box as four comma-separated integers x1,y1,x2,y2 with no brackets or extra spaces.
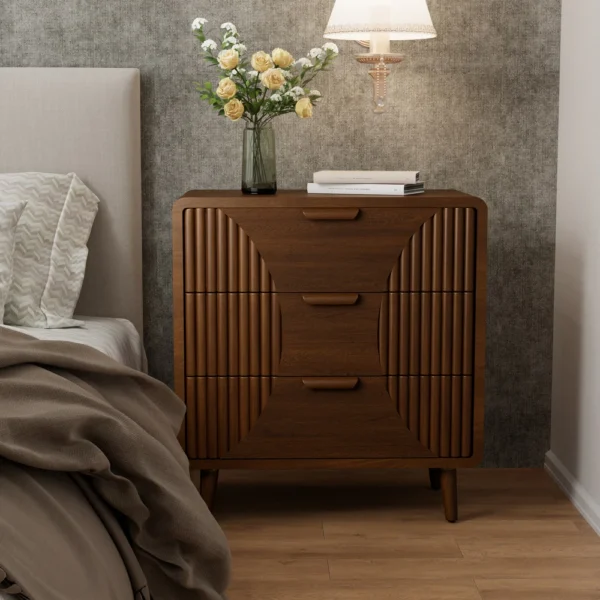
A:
0,67,144,367
0,69,230,600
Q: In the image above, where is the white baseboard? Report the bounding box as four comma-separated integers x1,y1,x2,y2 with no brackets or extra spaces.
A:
545,450,600,536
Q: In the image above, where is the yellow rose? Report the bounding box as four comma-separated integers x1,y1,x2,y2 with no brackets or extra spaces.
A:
295,97,313,119
224,98,245,121
251,51,273,72
272,48,294,68
217,48,239,70
216,77,237,100
260,68,286,90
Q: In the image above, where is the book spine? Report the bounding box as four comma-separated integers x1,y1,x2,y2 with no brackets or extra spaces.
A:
313,171,420,184
307,183,414,196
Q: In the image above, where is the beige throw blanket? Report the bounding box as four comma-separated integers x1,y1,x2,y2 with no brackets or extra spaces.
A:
0,328,230,600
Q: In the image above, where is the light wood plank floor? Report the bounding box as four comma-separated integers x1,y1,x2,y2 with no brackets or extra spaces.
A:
213,469,600,600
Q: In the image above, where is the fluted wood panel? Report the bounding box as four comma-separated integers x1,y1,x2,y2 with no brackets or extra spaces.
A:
184,208,276,293
185,293,281,376
185,377,272,459
388,208,476,292
381,293,474,375
385,376,474,458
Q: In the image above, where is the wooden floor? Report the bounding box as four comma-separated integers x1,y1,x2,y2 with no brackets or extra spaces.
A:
213,469,600,600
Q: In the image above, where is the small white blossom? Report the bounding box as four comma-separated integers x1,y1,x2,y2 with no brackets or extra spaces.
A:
231,67,246,76
285,86,305,99
309,47,325,60
282,69,293,80
220,22,238,34
294,57,312,69
192,17,207,31
247,70,259,79
232,43,247,54
270,93,282,102
201,39,217,52
309,89,321,97
322,42,339,54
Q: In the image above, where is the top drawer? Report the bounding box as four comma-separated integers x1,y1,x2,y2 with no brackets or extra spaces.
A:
182,207,478,293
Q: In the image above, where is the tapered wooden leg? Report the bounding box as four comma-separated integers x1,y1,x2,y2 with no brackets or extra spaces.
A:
429,468,442,491
200,469,219,511
440,469,458,522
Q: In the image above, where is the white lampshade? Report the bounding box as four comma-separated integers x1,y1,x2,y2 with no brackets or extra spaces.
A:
324,0,437,41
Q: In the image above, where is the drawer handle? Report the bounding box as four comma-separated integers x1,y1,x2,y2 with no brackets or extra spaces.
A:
302,208,360,221
302,377,359,391
302,293,359,306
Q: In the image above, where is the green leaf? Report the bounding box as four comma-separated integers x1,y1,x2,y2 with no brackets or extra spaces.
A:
204,81,212,90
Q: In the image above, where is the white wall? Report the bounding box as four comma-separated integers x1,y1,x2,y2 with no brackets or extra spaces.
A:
547,0,600,532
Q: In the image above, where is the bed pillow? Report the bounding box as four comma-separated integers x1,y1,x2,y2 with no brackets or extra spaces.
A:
0,173,99,328
0,198,28,324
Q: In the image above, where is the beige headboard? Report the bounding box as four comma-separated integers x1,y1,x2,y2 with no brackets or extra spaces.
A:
0,68,143,334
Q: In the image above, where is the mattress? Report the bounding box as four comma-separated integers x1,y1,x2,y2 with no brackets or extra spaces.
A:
1,317,147,371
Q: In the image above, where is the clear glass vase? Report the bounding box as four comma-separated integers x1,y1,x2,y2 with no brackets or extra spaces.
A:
241,125,277,195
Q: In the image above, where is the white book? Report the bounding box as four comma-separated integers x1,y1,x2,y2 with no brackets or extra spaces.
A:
307,183,425,196
314,170,421,184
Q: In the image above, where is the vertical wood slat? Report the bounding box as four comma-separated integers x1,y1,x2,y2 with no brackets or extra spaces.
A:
429,376,441,456
207,378,218,458
389,291,399,376
409,376,420,435
197,378,208,458
186,378,197,457
452,294,464,375
271,289,281,374
399,244,410,292
453,208,465,292
440,377,452,457
399,377,409,423
185,295,197,376
260,259,271,382
419,376,431,447
441,293,453,375
442,208,455,291
206,208,217,291
461,377,474,456
463,294,474,375
195,295,207,376
451,376,462,457
195,210,206,292
432,211,443,291
218,377,228,455
217,294,228,375
464,208,476,292
410,227,422,291
409,294,421,374
400,294,410,374
228,378,239,454
420,294,432,374
379,295,389,373
421,218,433,292
184,210,196,291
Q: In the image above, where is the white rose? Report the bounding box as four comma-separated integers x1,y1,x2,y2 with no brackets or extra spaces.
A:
201,39,217,52
217,48,240,70
323,42,339,54
192,17,207,31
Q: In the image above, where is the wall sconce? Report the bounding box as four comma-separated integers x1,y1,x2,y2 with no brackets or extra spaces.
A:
323,0,437,113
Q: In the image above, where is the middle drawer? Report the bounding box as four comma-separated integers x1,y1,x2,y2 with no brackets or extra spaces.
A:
184,292,383,377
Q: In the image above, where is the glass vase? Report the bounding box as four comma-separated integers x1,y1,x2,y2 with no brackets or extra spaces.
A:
241,124,277,195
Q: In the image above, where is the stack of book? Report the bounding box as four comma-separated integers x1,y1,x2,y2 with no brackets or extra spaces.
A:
307,171,425,196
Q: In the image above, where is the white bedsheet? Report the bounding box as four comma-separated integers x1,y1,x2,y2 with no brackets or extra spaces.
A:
1,316,147,372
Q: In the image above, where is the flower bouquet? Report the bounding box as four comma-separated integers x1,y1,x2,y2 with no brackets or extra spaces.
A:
192,18,339,194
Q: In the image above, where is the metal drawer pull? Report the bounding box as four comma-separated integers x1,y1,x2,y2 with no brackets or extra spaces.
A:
302,377,359,391
302,208,360,221
302,293,359,306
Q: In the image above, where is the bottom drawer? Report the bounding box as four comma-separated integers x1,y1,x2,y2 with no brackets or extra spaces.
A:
184,376,474,460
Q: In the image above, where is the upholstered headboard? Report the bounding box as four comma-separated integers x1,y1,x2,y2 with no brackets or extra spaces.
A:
0,68,143,334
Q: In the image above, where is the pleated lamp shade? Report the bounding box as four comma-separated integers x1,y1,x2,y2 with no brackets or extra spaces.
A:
323,0,437,41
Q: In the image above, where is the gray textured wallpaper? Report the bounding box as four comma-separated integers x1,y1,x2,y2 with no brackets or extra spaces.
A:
0,1,560,466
